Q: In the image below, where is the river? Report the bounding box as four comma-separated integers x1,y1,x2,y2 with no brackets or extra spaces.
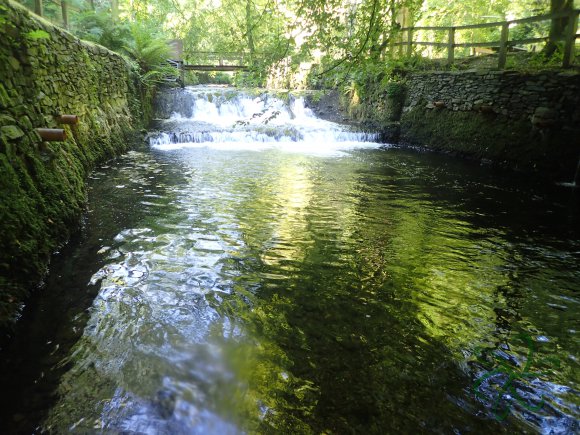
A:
0,86,578,434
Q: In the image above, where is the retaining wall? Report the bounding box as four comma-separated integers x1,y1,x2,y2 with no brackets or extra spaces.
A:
339,68,580,179
399,70,580,177
0,1,143,330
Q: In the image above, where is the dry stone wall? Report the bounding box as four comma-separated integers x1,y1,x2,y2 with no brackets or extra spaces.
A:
404,70,580,124
399,70,580,177
0,1,143,330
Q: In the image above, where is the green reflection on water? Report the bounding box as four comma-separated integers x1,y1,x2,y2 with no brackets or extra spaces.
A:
6,148,578,433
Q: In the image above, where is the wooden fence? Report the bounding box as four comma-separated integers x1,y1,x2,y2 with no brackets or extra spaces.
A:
187,52,249,67
29,0,83,29
393,9,580,68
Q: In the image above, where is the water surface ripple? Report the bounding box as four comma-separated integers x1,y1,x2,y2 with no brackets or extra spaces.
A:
0,90,578,435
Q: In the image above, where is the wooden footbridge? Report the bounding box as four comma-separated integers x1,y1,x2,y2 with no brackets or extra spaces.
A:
166,43,249,84
180,52,249,72
167,44,249,73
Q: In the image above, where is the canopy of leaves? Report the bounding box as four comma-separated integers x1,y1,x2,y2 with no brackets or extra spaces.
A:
22,0,573,88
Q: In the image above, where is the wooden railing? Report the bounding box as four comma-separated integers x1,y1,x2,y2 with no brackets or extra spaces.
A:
28,0,83,29
393,9,580,68
187,51,250,67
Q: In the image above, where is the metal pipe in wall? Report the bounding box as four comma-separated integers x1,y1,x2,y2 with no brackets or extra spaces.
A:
56,115,79,125
36,128,66,141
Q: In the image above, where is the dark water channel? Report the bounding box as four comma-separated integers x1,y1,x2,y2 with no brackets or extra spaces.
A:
0,88,578,434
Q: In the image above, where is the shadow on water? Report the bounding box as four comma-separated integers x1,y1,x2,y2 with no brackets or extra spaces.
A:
0,90,578,433
0,148,187,433
212,148,578,434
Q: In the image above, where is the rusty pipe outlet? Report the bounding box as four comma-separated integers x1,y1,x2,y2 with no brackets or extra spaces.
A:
56,114,79,125
36,128,67,141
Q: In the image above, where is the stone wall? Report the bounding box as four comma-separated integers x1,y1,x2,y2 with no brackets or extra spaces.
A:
335,68,580,179
399,70,580,178
0,1,143,330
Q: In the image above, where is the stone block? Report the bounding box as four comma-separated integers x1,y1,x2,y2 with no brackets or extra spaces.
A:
20,116,33,130
8,56,20,71
0,83,11,108
1,125,25,140
0,115,17,126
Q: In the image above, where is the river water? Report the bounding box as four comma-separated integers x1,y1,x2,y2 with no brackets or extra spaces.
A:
0,86,578,434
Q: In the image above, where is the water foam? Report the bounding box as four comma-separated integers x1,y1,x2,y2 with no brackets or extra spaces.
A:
149,86,382,156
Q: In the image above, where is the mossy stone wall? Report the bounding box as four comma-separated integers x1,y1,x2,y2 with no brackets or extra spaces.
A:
345,70,580,179
399,70,580,178
0,1,143,329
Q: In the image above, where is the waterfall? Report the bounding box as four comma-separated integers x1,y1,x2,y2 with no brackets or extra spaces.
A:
148,86,382,155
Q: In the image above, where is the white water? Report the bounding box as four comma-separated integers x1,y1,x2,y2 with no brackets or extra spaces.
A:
558,156,580,188
148,86,383,156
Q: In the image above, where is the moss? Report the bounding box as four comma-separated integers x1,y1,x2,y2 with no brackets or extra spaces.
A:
0,1,146,332
400,107,579,177
1,124,24,139
0,154,49,285
0,82,11,107
341,79,407,130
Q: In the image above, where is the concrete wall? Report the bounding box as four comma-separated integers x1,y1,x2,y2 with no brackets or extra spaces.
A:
0,1,143,329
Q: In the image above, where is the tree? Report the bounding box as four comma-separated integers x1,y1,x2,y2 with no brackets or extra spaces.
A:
544,0,575,56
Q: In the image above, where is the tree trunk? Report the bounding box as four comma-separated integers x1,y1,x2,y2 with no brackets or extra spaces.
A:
61,0,68,29
246,0,255,63
544,0,574,56
111,0,119,22
34,0,43,16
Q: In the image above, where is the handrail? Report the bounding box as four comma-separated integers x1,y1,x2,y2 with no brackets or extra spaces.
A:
189,51,250,56
394,9,580,69
187,51,250,68
24,0,86,29
402,9,579,32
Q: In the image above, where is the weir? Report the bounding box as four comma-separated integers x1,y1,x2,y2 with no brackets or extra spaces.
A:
149,87,380,150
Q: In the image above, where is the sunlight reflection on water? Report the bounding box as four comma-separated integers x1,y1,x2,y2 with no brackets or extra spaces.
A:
25,89,580,434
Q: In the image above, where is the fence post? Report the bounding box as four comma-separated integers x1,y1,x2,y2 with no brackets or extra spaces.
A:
563,10,579,68
111,0,119,22
180,61,185,87
407,28,413,56
61,1,69,29
447,27,455,65
498,23,509,69
34,0,43,16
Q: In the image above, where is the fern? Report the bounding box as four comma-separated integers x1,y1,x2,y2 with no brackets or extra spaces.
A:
124,23,173,73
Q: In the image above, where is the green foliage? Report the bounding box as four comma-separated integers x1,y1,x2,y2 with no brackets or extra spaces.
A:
139,65,178,86
14,0,575,90
25,29,50,40
505,48,566,71
211,72,233,85
124,22,173,73
384,80,405,98
184,71,200,86
72,11,131,52
308,90,326,103
71,12,177,90
234,71,266,88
